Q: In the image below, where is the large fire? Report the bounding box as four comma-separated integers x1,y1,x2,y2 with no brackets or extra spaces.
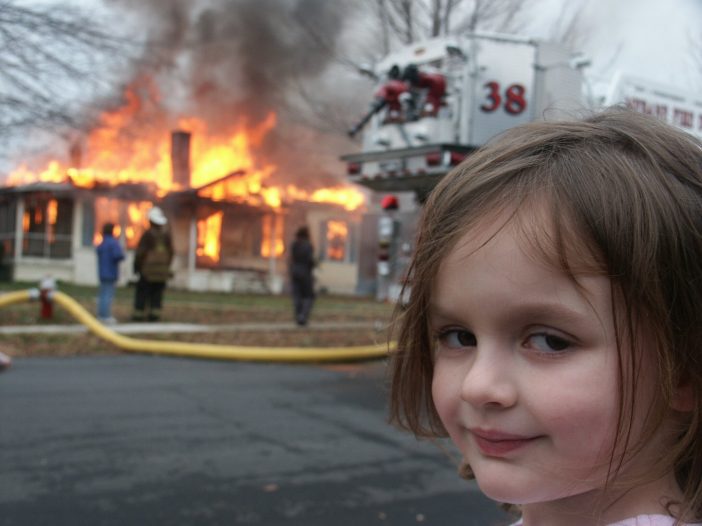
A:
326,220,348,261
197,211,223,261
7,83,365,262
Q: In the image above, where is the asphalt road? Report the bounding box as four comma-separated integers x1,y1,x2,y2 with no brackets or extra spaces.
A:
0,355,509,526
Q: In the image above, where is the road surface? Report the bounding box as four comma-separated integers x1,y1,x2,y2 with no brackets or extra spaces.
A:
0,355,509,526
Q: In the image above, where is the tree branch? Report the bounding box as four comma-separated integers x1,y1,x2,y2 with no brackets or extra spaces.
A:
0,0,138,142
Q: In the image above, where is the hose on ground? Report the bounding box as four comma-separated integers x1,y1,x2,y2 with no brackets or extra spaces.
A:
0,289,393,363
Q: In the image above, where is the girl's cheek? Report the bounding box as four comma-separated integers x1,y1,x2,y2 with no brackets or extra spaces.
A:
431,380,448,420
432,376,463,444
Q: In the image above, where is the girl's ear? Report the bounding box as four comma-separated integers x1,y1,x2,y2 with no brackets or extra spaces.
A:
672,381,695,412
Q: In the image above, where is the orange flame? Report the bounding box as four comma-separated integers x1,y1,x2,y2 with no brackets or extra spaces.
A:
93,198,150,248
261,214,284,258
47,199,57,244
47,200,58,225
326,220,348,261
197,211,223,263
7,81,366,263
8,84,364,210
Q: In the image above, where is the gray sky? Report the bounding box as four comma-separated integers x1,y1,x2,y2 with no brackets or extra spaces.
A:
2,0,701,176
531,0,701,91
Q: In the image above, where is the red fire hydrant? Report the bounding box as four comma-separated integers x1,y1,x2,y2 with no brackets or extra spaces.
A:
39,275,56,319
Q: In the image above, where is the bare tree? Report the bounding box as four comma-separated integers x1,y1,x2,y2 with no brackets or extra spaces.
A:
546,1,593,51
363,0,534,50
284,0,542,139
0,0,134,139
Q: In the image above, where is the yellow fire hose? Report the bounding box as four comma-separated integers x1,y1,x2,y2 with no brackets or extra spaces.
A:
0,289,393,363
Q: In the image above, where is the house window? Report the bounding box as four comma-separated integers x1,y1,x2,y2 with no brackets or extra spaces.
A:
196,211,223,265
22,195,73,259
0,198,16,260
321,220,355,263
81,199,95,247
260,214,284,258
218,211,262,266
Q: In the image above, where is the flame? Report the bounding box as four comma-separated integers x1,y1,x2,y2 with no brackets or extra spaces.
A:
286,186,366,211
326,220,348,261
47,199,57,244
7,91,279,199
7,80,367,264
196,211,223,263
197,165,280,208
7,84,365,211
47,200,58,225
261,214,284,258
93,197,150,248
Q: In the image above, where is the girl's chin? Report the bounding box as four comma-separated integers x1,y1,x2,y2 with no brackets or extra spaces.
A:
476,478,587,508
477,484,531,506
472,467,570,506
474,471,528,503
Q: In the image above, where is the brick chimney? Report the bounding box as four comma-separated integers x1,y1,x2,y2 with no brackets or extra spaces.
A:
171,130,191,188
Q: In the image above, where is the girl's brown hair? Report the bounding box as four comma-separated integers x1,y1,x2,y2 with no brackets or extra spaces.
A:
389,108,702,519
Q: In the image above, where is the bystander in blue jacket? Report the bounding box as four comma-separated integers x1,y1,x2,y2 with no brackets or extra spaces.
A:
96,222,125,323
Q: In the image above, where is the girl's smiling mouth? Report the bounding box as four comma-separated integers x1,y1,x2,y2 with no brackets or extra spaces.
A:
469,428,542,457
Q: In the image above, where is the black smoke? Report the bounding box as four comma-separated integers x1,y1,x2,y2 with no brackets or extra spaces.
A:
99,0,361,188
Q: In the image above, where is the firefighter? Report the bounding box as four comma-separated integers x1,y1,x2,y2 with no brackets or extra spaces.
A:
402,63,447,118
348,65,411,137
375,76,410,123
131,206,174,322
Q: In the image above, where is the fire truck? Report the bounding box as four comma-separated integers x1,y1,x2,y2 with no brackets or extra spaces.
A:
342,32,588,200
344,32,702,299
343,32,587,299
343,33,702,197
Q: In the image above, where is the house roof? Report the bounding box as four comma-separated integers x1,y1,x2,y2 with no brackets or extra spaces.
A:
161,169,278,214
0,180,157,201
0,181,76,195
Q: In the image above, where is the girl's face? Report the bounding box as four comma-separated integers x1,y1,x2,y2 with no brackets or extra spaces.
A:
430,215,677,514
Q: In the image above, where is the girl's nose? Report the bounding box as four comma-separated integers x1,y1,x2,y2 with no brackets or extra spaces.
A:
460,346,517,409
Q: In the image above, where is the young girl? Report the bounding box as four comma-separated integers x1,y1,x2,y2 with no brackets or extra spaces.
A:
389,108,702,526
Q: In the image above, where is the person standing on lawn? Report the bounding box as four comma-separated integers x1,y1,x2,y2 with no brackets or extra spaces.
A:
96,222,124,324
288,226,315,326
131,206,173,322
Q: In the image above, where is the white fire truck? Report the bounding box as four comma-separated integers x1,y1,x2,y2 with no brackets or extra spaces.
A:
344,32,702,299
344,32,588,298
343,32,702,197
342,32,587,199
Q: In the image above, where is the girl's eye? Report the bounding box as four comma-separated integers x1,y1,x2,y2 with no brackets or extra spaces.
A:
438,329,476,349
527,333,571,353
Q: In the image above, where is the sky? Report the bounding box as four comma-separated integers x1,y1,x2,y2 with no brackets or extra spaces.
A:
12,0,702,92
531,0,702,92
52,0,702,93
1,0,700,175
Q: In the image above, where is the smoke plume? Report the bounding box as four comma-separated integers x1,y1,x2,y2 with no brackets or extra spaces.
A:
99,0,361,188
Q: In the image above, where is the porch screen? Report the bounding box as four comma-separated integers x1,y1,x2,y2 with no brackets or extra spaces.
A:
22,196,73,259
0,197,16,262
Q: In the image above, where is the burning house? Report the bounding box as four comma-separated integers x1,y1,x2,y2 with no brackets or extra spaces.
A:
0,116,366,295
0,0,375,295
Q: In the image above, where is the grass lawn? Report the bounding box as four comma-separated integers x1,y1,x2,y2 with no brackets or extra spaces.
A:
0,281,396,358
